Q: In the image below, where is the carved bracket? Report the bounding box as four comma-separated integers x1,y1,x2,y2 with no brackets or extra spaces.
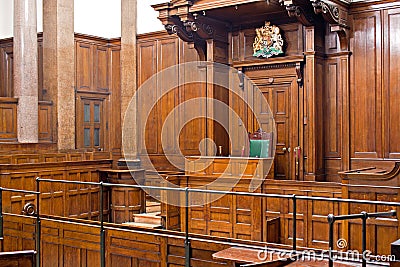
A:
310,0,349,50
183,20,214,40
279,0,315,26
164,17,207,60
285,5,314,26
311,0,340,25
165,23,194,43
295,63,303,86
331,24,349,51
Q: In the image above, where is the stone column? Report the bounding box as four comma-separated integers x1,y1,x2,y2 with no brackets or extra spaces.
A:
42,0,75,150
120,0,139,164
13,0,39,143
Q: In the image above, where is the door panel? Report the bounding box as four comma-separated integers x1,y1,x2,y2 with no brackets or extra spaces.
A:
76,96,106,150
248,72,299,180
258,84,291,180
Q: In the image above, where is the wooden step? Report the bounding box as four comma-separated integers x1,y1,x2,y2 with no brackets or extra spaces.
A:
133,212,162,225
146,201,161,213
121,222,162,229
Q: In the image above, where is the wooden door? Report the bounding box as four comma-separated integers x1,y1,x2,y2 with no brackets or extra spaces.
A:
248,72,299,180
76,96,107,150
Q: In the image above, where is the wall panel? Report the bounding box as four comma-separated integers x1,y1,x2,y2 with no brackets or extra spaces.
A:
76,41,92,91
383,8,400,159
350,11,382,159
137,39,158,155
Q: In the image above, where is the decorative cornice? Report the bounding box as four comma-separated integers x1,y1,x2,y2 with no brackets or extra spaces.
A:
243,62,298,71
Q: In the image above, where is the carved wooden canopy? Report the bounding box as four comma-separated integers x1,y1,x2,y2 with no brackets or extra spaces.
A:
153,0,350,49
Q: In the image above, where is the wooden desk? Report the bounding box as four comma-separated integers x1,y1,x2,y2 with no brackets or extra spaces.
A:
185,156,273,179
212,247,292,267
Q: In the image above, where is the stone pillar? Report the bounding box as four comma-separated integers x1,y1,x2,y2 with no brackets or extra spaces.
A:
121,0,138,161
13,0,39,143
42,0,75,150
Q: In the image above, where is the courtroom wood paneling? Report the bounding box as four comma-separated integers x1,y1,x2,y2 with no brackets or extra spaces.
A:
383,8,400,159
0,40,13,97
38,101,53,142
231,23,303,64
0,158,112,220
74,34,118,152
179,41,207,156
350,10,382,160
0,34,120,153
137,37,158,155
137,32,210,169
76,41,92,91
323,55,344,182
109,44,122,163
2,215,232,267
0,250,36,266
244,63,301,180
157,37,179,155
0,97,17,142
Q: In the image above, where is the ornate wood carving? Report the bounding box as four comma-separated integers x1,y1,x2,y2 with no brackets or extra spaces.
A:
311,0,340,25
165,23,194,43
310,0,350,50
183,19,215,40
285,4,314,26
295,62,303,85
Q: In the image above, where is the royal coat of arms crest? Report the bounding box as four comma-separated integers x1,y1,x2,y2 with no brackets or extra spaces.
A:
253,22,284,58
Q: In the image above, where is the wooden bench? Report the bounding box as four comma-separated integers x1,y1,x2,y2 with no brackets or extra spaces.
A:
0,250,36,267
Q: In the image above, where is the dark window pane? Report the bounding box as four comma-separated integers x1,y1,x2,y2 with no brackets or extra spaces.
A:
84,104,90,122
84,128,90,147
94,128,100,147
94,104,100,122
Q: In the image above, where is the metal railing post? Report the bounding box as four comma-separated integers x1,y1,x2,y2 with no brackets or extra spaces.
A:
100,182,105,267
361,211,367,267
36,178,41,267
292,194,297,253
327,214,335,267
0,187,3,239
185,187,191,267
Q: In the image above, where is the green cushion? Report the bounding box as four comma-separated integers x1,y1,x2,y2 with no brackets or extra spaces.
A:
249,139,270,158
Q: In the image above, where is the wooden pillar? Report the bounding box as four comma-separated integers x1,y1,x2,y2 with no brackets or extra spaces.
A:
339,52,350,172
303,26,324,181
121,0,138,161
42,0,75,149
13,0,39,143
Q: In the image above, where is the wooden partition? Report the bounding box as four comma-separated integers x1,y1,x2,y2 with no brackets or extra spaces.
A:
2,214,234,267
160,174,397,254
340,164,400,256
0,250,36,266
0,153,112,220
0,97,17,142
